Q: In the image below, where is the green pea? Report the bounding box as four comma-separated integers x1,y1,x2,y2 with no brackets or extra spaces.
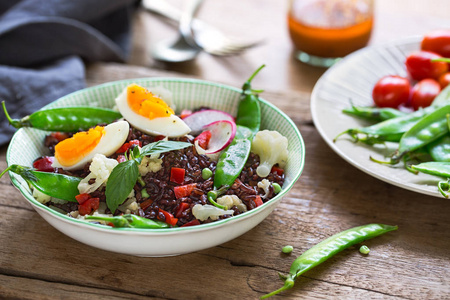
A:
273,182,282,194
202,168,213,180
359,245,370,255
282,245,293,254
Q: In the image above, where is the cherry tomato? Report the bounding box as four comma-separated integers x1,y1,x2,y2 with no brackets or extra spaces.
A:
438,72,450,89
405,51,448,80
421,29,450,58
410,79,441,110
372,75,411,108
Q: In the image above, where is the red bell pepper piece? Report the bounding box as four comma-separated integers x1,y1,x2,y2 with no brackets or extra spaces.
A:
254,195,263,207
194,130,212,149
140,198,154,211
78,197,100,216
154,135,166,141
174,183,197,199
170,167,185,184
175,202,190,218
181,219,201,227
33,156,55,172
271,165,284,176
116,139,142,154
158,209,178,226
75,193,91,204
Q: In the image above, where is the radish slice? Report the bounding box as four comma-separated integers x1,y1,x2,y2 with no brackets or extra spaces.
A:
182,110,235,135
201,120,236,154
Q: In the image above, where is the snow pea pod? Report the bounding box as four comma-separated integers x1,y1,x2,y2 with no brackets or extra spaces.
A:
427,135,450,162
235,64,264,135
2,101,122,132
260,224,398,299
0,164,80,201
209,125,253,209
411,162,450,197
209,65,264,209
85,214,169,229
335,106,434,144
343,105,406,122
391,104,450,162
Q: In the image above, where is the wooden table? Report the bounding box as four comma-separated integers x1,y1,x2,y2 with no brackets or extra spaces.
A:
1,0,450,299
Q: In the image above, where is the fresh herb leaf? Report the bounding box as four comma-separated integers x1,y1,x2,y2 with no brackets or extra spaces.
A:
6,165,38,182
140,140,192,157
105,159,139,214
132,145,141,159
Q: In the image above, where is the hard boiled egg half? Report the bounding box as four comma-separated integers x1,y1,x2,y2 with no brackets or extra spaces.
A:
115,84,190,137
52,121,129,171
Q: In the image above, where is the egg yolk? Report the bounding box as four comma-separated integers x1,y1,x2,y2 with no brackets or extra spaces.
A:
54,126,105,167
127,84,174,119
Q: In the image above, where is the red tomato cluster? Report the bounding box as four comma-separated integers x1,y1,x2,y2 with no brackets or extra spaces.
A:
372,30,450,110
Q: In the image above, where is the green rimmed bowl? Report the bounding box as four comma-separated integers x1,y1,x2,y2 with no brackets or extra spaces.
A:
6,78,305,257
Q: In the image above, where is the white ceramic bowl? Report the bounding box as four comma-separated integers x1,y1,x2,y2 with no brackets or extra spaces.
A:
6,78,305,257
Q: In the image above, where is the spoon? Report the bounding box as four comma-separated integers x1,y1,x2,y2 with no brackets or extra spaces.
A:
150,0,203,63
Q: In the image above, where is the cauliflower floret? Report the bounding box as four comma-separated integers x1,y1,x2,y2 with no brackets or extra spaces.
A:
192,204,234,221
78,154,118,194
32,188,51,204
217,195,247,212
257,179,270,199
118,190,139,214
251,130,288,178
138,154,163,176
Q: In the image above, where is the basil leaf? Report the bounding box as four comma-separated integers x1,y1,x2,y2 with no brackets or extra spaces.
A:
140,140,192,157
105,159,139,213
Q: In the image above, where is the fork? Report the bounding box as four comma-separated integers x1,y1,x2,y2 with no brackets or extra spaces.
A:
141,0,262,56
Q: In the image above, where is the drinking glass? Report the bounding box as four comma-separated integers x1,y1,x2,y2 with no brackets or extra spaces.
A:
288,0,374,67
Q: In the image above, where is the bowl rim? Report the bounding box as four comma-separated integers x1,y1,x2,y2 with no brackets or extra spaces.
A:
7,77,305,234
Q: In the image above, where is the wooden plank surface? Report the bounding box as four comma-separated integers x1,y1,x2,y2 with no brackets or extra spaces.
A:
1,63,449,299
2,0,450,299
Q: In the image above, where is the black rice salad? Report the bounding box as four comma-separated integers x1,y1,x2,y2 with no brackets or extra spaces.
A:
34,123,286,228
26,83,289,228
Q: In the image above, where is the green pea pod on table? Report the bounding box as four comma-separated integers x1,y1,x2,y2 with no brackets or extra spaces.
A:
208,65,264,209
86,214,169,229
0,164,80,202
2,101,122,132
260,224,398,299
411,162,450,197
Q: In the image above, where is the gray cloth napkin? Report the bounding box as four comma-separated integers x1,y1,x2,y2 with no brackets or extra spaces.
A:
0,0,137,145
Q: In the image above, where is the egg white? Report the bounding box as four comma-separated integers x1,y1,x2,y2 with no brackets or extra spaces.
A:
115,87,191,137
52,121,130,171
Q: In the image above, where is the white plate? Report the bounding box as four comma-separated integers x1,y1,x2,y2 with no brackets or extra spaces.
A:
311,36,444,198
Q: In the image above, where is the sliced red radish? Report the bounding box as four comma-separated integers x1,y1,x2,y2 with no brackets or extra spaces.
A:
182,109,235,135
198,120,236,154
